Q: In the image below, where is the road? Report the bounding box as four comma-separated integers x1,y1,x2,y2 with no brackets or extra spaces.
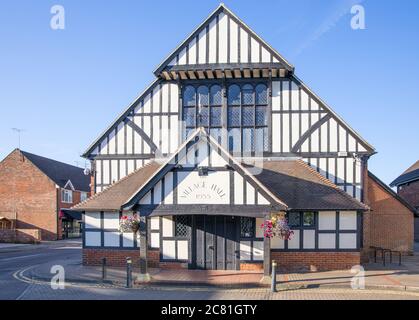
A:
1,241,419,300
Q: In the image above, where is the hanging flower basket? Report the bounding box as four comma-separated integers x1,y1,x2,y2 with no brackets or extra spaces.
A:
119,214,140,233
260,213,294,240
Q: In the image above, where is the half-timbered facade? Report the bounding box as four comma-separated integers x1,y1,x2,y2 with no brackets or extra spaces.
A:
75,4,376,273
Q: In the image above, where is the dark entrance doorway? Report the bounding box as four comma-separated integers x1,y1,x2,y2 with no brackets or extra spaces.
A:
193,215,239,270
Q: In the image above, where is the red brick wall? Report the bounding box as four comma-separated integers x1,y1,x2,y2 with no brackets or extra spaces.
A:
0,150,59,241
83,248,161,268
0,229,41,244
366,175,414,254
271,251,360,272
398,180,419,209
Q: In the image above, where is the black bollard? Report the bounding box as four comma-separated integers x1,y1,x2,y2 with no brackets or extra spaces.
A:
102,257,107,282
271,260,277,293
126,257,133,288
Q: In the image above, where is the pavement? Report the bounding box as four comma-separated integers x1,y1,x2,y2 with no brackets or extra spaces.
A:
2,239,419,300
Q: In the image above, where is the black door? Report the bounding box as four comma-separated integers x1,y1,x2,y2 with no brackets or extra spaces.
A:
194,215,238,270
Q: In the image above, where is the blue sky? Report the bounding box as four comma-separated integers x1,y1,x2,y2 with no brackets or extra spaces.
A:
0,0,418,185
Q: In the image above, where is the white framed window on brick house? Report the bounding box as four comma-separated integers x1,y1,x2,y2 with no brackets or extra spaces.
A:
61,189,73,203
80,192,88,202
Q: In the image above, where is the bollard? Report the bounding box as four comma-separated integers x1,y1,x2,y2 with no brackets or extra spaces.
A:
271,260,277,293
101,257,107,282
126,257,132,288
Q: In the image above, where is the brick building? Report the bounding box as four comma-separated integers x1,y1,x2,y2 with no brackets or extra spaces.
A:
0,149,90,241
390,160,419,242
71,4,415,273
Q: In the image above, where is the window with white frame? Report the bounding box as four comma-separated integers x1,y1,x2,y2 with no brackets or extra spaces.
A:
80,192,88,202
61,189,73,203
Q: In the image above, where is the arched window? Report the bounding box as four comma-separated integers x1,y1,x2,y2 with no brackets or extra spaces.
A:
182,86,196,137
183,86,196,107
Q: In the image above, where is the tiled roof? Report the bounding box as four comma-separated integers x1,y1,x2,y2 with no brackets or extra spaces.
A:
390,160,419,187
21,150,90,192
253,160,368,211
72,161,161,211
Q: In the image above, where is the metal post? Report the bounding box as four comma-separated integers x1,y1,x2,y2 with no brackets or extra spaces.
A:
126,257,132,288
101,257,107,282
271,260,277,293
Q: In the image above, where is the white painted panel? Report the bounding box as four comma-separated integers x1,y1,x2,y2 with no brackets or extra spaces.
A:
208,18,217,63
85,232,101,247
117,123,124,155
272,81,281,111
319,158,327,178
163,171,174,204
291,114,300,147
318,212,336,230
153,181,162,205
122,233,134,248
210,147,226,167
102,160,110,185
170,115,179,152
358,143,367,152
177,171,230,205
319,233,336,249
139,191,151,205
162,83,169,113
301,90,309,110
162,216,174,237
84,214,100,229
150,233,160,249
229,19,238,63
218,12,228,63
329,118,338,152
240,241,251,260
328,158,336,183
272,114,281,152
337,158,346,184
355,186,362,201
301,114,309,152
348,135,357,152
355,161,362,184
133,117,142,154
111,160,118,183
103,212,120,229
170,83,179,113
96,186,102,193
96,161,102,185
310,113,319,152
198,29,207,64
177,240,189,260
240,29,249,63
104,232,120,247
288,230,300,249
246,182,255,205
100,140,107,155
339,125,347,152
143,116,151,154
346,158,354,183
271,236,285,249
340,211,357,230
108,130,116,154
291,82,299,110
127,160,135,175
126,125,133,154
162,240,176,260
251,37,260,62
320,122,328,152
188,37,197,65
346,185,354,197
143,93,151,113
282,81,289,110
311,98,319,110
161,116,169,154
339,233,357,249
303,230,316,249
282,113,290,152
178,47,187,65
252,241,264,261
153,116,160,149
150,217,160,230
257,192,270,205
261,46,270,63
234,172,244,205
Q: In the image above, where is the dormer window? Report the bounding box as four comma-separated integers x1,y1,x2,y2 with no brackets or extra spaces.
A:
61,189,73,203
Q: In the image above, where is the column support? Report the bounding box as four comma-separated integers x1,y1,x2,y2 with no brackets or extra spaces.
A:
263,214,271,277
137,212,151,282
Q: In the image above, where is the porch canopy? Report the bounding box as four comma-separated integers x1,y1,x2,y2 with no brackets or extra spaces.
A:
73,128,368,216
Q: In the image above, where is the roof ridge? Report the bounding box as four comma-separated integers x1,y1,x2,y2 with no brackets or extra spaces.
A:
296,159,369,210
21,150,84,172
72,161,157,210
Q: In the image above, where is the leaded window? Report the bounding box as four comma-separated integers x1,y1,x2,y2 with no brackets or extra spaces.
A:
175,216,190,237
227,83,269,154
240,217,254,238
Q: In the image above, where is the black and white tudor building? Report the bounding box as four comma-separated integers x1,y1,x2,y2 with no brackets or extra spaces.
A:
74,4,375,274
